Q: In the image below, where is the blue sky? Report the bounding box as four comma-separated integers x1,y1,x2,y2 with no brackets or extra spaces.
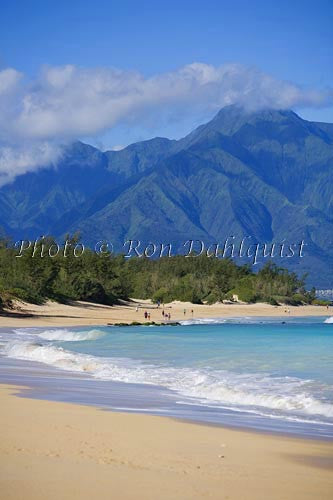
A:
0,0,332,150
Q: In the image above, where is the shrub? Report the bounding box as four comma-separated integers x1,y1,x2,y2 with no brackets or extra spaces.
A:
292,293,308,305
284,297,299,306
265,297,279,306
312,299,330,306
9,287,44,305
73,278,114,304
152,287,173,304
229,276,258,303
205,292,220,305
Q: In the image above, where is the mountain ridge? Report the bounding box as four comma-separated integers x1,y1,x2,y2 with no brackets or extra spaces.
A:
0,106,332,287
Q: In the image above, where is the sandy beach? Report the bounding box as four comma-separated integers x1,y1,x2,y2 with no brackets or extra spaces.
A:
0,298,331,328
0,384,332,500
1,300,332,499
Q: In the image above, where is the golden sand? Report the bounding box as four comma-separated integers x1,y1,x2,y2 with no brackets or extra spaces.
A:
0,298,331,327
0,384,332,500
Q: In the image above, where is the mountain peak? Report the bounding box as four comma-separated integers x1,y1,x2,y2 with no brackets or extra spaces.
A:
209,105,301,135
1,104,332,286
181,105,307,148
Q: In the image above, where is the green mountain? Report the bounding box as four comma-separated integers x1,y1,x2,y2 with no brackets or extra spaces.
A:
1,106,332,287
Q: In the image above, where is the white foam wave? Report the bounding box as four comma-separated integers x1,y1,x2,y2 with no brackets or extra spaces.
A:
4,340,333,420
37,329,105,342
180,316,283,326
324,317,333,324
180,318,228,326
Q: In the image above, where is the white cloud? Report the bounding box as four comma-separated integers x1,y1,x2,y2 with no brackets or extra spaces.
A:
0,68,22,95
0,62,332,185
0,141,62,186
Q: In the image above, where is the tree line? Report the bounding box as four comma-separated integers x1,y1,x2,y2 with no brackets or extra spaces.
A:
0,235,325,309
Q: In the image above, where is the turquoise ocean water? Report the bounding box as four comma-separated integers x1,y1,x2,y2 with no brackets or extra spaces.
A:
1,316,332,438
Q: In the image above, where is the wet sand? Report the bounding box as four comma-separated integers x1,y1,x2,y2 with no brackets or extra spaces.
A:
0,384,332,500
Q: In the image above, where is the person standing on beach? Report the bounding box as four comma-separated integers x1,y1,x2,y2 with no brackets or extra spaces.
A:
144,311,148,319
183,308,186,316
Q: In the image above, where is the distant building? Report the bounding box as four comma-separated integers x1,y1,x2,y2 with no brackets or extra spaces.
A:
316,290,333,300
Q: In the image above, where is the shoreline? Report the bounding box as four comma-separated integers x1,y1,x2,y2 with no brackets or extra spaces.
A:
1,359,331,442
1,383,333,500
0,298,331,327
1,309,331,441
5,380,333,442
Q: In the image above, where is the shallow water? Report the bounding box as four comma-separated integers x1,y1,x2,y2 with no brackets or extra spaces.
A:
1,316,332,438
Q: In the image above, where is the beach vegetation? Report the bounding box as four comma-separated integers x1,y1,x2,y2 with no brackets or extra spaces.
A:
0,237,318,308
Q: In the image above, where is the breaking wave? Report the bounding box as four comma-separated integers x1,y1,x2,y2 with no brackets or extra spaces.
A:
3,339,333,421
180,317,287,326
36,329,105,342
180,318,228,326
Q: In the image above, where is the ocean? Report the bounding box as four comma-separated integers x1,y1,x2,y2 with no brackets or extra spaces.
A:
1,316,333,439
